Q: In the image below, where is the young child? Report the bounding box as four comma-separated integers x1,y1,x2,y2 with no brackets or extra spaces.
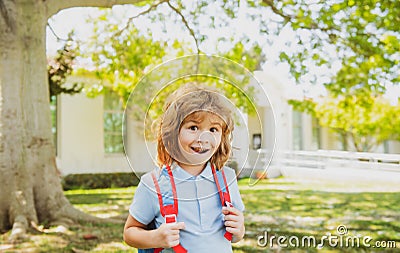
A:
123,84,245,253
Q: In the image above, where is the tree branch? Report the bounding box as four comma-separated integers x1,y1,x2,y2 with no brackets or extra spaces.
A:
114,0,169,37
262,0,293,23
166,0,201,55
262,0,337,33
47,22,69,42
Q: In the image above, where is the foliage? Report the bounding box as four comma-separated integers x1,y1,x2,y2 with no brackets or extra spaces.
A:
267,0,400,151
220,41,265,72
81,10,168,104
48,33,83,101
161,0,399,95
260,0,400,96
288,98,316,116
79,8,266,102
289,94,400,151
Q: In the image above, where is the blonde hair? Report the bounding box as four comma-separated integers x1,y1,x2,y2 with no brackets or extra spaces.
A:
157,84,234,170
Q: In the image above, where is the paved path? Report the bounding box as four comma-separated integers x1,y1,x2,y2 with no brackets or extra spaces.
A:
279,165,400,192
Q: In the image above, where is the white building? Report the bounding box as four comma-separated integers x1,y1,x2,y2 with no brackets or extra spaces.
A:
54,71,400,176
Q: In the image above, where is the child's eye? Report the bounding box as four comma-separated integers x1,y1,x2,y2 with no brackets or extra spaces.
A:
210,127,219,133
189,126,198,131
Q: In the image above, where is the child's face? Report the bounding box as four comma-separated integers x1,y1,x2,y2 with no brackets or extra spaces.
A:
177,111,223,167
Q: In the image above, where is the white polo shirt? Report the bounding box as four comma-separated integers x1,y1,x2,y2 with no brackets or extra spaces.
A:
129,162,245,253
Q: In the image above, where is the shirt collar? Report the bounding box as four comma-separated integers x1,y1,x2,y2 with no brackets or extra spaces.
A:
158,162,216,183
199,162,215,182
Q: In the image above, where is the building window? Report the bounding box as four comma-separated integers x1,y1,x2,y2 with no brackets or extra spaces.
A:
292,110,303,150
50,96,57,155
104,89,124,154
252,133,262,150
311,117,321,150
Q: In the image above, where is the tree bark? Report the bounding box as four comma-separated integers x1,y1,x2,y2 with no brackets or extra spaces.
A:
46,0,142,19
0,0,140,239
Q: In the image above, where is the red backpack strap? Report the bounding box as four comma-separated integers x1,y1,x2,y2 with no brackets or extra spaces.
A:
151,166,187,253
165,164,179,215
211,164,232,204
151,165,179,217
212,164,234,241
151,171,165,216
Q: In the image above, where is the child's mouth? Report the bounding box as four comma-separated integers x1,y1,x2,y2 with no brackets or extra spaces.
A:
191,146,210,154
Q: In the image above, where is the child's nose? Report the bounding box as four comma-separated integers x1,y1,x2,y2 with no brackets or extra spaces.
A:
197,131,212,143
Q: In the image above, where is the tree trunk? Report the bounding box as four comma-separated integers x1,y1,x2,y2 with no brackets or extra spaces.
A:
0,0,141,239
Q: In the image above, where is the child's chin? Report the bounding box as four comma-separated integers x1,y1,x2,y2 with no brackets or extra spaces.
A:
185,154,212,165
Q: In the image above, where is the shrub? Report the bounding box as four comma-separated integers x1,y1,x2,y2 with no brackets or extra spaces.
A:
62,172,140,190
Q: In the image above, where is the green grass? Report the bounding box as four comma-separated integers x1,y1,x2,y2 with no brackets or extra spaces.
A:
1,178,399,252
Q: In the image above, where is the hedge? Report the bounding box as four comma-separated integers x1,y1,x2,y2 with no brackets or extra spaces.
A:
62,172,140,190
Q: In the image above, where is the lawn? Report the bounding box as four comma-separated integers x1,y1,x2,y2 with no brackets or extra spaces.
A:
1,177,399,252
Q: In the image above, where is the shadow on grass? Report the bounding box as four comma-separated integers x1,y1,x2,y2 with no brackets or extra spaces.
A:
66,193,132,205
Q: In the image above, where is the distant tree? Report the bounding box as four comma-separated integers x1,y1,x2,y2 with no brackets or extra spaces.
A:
289,94,400,152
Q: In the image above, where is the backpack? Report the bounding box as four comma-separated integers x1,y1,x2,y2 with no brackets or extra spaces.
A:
138,164,233,253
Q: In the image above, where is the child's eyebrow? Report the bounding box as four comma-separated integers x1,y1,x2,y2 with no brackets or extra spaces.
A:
184,119,201,124
210,121,223,127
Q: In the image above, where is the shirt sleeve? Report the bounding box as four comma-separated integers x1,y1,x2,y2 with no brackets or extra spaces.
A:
129,174,157,225
225,167,245,212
